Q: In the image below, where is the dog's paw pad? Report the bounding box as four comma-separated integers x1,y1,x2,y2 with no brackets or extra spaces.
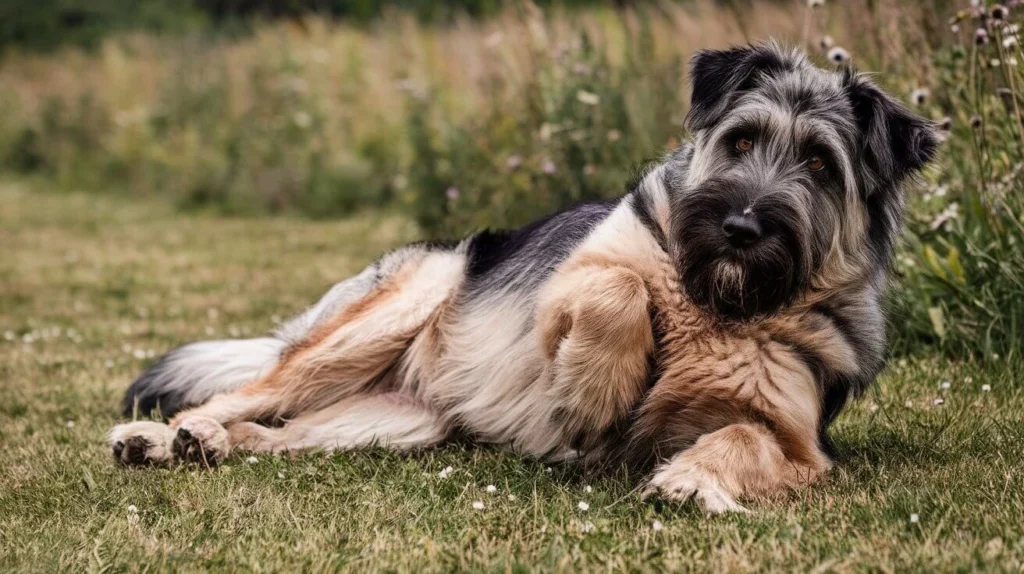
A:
172,417,229,466
108,421,175,466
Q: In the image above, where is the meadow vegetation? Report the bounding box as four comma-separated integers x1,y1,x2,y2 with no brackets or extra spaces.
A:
1,0,1019,357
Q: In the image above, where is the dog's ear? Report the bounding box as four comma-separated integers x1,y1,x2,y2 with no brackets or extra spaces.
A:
847,75,940,192
686,44,791,132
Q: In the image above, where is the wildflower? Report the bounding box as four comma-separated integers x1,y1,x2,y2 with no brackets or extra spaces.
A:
951,24,961,34
982,384,992,392
439,466,454,479
579,521,596,533
486,484,497,493
992,353,1000,361
578,501,590,511
585,485,593,493
472,501,485,510
827,47,851,65
277,471,286,479
935,184,949,197
904,400,913,408
508,494,517,501
445,186,460,201
976,28,989,45
808,0,825,7
869,403,879,413
930,202,961,230
66,420,75,428
910,88,930,107
1009,57,1019,66
939,117,953,131
818,35,834,51
1004,35,1019,48
506,154,523,169
970,115,983,129
545,466,552,473
991,4,1009,20
127,505,138,513
576,90,600,106
934,398,945,406
246,456,258,464
541,159,557,175
965,376,974,384
910,513,920,524
990,58,1002,67
652,520,664,531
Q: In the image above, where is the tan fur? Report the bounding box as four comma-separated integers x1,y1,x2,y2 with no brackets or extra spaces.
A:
538,263,654,446
169,250,464,428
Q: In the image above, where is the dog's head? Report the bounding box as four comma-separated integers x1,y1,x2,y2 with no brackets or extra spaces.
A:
669,42,938,320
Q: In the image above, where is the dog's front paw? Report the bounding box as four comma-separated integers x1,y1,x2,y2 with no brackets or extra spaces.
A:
643,463,748,514
172,416,230,466
108,421,176,466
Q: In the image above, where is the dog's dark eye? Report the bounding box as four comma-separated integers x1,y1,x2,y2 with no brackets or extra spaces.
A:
808,156,826,171
735,137,754,152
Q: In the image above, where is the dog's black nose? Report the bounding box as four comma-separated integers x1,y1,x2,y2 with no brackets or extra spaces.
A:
722,214,762,248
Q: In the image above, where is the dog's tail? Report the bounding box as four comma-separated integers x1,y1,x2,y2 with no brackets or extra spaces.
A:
121,338,286,418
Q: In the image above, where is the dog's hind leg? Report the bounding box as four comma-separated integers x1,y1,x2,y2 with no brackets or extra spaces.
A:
111,246,465,466
227,393,448,454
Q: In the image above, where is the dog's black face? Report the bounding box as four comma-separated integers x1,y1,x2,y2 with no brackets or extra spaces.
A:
670,43,939,320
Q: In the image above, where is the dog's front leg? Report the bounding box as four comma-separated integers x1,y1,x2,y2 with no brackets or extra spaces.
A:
643,422,832,513
537,264,654,449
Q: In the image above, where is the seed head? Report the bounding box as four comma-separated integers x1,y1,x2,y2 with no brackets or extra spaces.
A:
991,4,1009,20
910,88,930,106
827,46,851,65
976,28,990,45
818,35,834,50
808,0,825,7
970,115,983,128
939,116,953,131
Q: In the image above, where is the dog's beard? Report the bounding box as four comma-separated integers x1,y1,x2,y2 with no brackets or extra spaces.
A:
675,185,811,320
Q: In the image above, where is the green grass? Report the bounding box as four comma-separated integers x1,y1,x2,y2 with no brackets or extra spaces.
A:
1,181,1022,572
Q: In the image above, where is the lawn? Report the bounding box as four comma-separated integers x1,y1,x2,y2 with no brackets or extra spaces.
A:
1,181,1022,572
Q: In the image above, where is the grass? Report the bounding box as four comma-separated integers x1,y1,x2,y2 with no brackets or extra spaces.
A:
0,182,1022,572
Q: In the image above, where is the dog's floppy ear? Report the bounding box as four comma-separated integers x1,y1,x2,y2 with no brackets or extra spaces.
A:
847,75,940,192
686,43,792,132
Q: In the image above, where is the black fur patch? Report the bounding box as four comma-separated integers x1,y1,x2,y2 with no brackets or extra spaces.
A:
121,350,188,418
464,199,617,294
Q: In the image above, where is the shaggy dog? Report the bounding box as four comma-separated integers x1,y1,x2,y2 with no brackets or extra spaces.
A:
108,42,938,513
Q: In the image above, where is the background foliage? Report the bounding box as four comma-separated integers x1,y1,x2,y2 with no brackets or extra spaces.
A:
0,0,1020,358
